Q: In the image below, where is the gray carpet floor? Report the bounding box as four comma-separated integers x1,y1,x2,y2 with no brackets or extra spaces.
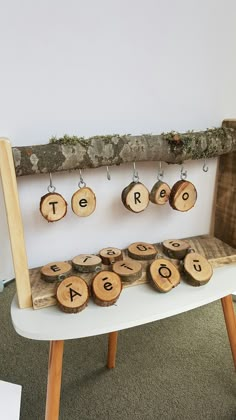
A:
1,283,236,420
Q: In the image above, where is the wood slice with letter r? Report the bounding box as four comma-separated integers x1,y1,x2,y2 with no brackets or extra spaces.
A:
40,261,72,282
169,180,197,211
71,187,96,217
99,247,123,265
150,181,171,205
162,239,190,260
92,271,122,306
127,242,157,260
56,276,89,313
40,192,67,222
183,252,213,286
112,260,142,283
72,254,102,273
121,182,149,213
149,258,180,292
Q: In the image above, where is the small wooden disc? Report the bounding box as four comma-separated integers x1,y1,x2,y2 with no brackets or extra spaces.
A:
92,271,122,306
127,242,157,260
72,254,102,273
121,182,149,213
41,261,72,282
56,276,89,313
112,260,142,283
183,252,213,286
149,258,180,292
40,192,67,222
150,181,171,205
71,187,96,217
169,180,197,211
99,247,123,265
162,239,190,260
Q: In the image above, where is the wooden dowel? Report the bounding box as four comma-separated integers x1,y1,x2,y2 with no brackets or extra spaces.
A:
221,295,236,369
107,331,118,369
45,340,64,420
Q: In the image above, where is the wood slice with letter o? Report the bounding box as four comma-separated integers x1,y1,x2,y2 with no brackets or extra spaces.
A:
112,260,142,283
150,181,171,205
40,261,72,282
99,247,123,265
127,242,157,260
183,252,213,286
121,182,149,213
72,254,102,273
56,276,89,313
40,193,67,222
162,239,190,260
169,180,197,211
71,187,96,217
149,258,180,292
92,271,122,306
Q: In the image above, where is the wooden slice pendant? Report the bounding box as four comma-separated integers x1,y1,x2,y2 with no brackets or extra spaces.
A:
169,180,197,211
149,258,180,292
40,193,67,222
99,247,123,265
183,252,213,286
92,271,122,307
72,254,102,273
127,242,157,260
56,276,89,313
112,260,142,283
162,239,190,260
121,182,149,213
40,261,72,282
150,181,171,205
71,187,96,217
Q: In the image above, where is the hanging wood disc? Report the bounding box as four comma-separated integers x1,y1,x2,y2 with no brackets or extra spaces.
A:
72,254,102,273
127,242,157,260
40,192,67,222
148,258,180,292
40,261,72,282
92,270,122,306
71,187,96,217
112,259,142,283
121,182,149,213
169,180,197,211
99,247,123,265
183,252,213,286
162,239,190,260
56,276,89,313
150,181,171,205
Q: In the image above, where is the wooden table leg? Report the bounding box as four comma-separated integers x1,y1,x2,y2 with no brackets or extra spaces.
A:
221,295,236,369
45,340,64,420
107,331,118,369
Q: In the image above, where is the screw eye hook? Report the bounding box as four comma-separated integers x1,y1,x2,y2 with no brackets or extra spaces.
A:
181,166,187,180
158,161,164,181
78,169,86,188
106,166,111,181
133,162,139,183
203,159,209,172
47,172,56,193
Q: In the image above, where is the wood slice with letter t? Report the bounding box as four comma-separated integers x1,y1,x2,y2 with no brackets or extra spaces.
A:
40,193,67,222
99,247,123,265
183,252,213,286
169,180,197,211
127,242,157,260
150,181,171,205
121,182,149,213
112,260,142,283
56,276,89,313
149,258,180,292
71,187,96,217
92,271,122,306
162,239,190,260
40,261,72,282
72,254,102,273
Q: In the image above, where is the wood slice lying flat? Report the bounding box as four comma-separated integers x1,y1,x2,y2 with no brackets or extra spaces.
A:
112,260,142,283
162,239,190,260
127,242,157,260
40,261,72,282
71,187,96,216
56,276,89,313
72,254,102,272
150,181,171,205
99,247,123,265
92,271,122,306
121,182,149,213
148,258,180,292
183,252,213,286
169,180,197,211
40,192,67,222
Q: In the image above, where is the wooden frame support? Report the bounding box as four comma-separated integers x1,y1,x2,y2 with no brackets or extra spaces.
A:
45,340,64,420
107,331,118,369
221,295,236,369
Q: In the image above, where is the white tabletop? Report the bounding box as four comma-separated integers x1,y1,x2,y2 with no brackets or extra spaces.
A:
11,264,236,341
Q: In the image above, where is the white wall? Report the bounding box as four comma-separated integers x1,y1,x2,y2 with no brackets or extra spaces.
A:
0,0,236,279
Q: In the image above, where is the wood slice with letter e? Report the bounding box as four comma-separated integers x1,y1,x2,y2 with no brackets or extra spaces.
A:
72,254,102,273
99,247,123,265
149,258,180,292
127,242,157,260
162,239,190,260
183,252,213,286
92,271,122,306
112,260,142,283
121,182,149,213
40,261,72,282
40,193,67,222
150,181,171,205
71,187,96,217
169,180,197,211
56,276,89,313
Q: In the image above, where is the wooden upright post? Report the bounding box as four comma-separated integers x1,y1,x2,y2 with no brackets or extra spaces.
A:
45,340,64,420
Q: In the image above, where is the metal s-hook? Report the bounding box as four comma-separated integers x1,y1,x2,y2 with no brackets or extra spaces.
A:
47,172,56,193
78,169,86,188
132,162,139,183
181,165,187,180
